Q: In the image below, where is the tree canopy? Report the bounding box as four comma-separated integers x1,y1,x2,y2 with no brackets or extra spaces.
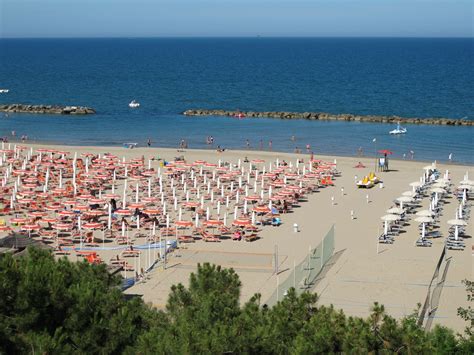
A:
0,248,472,354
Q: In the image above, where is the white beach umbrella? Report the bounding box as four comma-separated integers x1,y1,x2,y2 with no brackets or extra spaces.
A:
458,185,471,190
386,207,404,214
409,181,422,192
447,219,467,241
416,210,434,217
402,191,416,197
415,216,433,240
381,214,400,222
396,196,413,209
447,219,467,226
397,196,413,203
415,216,433,223
459,179,474,186
381,214,399,235
430,187,446,194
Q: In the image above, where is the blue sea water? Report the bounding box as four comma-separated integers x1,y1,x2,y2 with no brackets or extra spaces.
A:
0,38,472,163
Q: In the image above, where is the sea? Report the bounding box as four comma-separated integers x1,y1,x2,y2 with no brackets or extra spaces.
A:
0,38,472,164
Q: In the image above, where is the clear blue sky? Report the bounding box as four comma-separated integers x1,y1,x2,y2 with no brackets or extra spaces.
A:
1,0,472,38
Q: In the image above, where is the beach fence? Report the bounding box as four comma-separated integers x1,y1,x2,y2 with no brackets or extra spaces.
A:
266,225,335,306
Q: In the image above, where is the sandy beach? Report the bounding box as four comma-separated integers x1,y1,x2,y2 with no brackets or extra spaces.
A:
3,143,472,332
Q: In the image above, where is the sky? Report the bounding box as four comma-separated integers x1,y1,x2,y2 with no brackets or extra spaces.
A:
0,0,472,38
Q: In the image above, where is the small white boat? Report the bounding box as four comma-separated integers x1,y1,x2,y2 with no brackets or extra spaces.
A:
0,89,9,93
389,122,407,135
129,100,140,108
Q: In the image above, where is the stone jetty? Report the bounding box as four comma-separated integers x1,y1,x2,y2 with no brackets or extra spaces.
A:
0,104,95,115
183,109,473,126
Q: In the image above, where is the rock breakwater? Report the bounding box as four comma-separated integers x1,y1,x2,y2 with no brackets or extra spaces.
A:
0,104,95,115
183,109,473,126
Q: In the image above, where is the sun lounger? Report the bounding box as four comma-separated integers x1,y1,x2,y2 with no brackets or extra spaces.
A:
123,263,134,271
446,244,464,251
416,239,432,247
424,231,442,239
178,235,195,243
54,247,70,255
110,259,127,265
121,250,141,257
244,233,259,242
378,234,394,244
201,231,220,242
84,242,100,247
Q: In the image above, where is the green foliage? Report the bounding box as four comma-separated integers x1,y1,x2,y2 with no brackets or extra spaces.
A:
0,249,471,354
0,248,152,354
458,279,474,336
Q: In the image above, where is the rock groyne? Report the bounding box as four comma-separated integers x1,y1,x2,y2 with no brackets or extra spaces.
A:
0,104,95,115
183,109,473,126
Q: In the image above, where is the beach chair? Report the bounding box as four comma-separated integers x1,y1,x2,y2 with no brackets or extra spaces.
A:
54,246,70,255
446,243,464,251
378,234,394,244
201,231,220,242
178,235,195,243
121,249,141,257
415,238,432,247
244,233,259,242
271,217,282,226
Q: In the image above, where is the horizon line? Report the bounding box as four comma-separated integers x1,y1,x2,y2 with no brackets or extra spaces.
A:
1,35,473,40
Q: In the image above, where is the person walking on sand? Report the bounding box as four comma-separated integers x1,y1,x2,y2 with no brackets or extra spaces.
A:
448,153,453,163
269,140,272,150
246,139,250,149
147,138,151,147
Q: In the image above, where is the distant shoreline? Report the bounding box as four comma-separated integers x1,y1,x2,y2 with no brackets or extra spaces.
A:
183,109,473,126
3,140,472,167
